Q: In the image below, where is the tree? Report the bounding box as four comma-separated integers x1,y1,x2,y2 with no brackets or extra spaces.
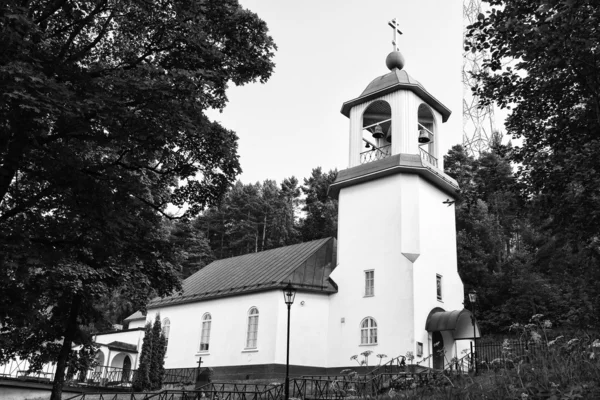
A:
465,0,600,330
133,323,153,392
149,315,166,390
0,1,275,399
168,220,215,279
465,0,600,251
300,168,338,241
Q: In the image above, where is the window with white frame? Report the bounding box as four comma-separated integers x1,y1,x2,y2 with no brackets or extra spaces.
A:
162,318,170,350
199,313,211,352
364,270,374,296
360,317,378,345
436,274,443,301
246,307,259,349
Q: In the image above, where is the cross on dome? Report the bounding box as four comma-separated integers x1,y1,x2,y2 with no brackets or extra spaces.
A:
388,18,403,51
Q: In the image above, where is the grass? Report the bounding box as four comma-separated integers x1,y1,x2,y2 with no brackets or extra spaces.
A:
386,316,600,399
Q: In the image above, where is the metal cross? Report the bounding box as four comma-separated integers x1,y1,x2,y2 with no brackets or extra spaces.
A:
388,18,403,51
197,357,203,369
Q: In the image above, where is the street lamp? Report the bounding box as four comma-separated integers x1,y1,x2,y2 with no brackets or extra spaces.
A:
282,282,296,400
468,289,478,375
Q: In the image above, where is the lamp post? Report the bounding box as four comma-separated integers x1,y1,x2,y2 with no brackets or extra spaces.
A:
282,282,296,400
468,289,478,375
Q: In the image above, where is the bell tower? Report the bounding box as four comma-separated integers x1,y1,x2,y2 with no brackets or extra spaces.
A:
326,21,472,370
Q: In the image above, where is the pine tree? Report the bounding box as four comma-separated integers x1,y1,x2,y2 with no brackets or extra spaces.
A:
149,315,166,390
133,323,153,391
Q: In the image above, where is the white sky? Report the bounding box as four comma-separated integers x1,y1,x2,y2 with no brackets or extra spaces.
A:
206,0,463,185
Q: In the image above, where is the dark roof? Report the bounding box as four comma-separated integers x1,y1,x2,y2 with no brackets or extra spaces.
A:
123,311,145,322
106,341,138,353
149,238,337,308
340,69,451,122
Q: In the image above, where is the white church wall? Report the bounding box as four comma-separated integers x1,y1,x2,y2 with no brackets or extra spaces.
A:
128,319,146,329
328,174,420,368
412,176,467,366
272,292,330,368
147,291,286,369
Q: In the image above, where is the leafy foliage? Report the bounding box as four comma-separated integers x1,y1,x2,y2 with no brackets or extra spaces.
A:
0,0,275,398
461,0,600,332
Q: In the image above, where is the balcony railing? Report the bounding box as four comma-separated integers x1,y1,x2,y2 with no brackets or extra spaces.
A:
419,147,438,168
360,144,391,164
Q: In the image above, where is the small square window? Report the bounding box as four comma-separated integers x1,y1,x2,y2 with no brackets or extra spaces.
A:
436,274,442,301
416,342,423,357
365,270,374,297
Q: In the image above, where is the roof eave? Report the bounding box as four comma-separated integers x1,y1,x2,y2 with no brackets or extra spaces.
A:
148,285,338,309
340,83,451,122
328,154,459,200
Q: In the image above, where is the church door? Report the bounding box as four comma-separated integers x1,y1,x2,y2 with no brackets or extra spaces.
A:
432,331,445,370
122,356,132,383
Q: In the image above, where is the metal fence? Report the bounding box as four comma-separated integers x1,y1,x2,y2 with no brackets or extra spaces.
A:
360,144,391,164
0,359,197,388
419,147,438,167
476,340,546,367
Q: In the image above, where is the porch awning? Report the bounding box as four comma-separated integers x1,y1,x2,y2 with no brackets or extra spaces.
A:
425,308,480,340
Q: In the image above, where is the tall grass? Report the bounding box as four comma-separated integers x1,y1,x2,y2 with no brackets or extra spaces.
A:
395,315,600,399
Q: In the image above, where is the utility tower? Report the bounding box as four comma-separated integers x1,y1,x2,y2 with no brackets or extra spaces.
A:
463,0,496,157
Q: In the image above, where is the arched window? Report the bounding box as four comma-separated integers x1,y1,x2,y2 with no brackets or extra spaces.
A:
246,307,259,349
199,313,212,352
162,318,170,350
360,317,378,345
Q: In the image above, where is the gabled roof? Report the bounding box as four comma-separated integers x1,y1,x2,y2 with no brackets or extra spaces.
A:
106,341,138,353
340,68,451,122
149,238,337,308
123,310,145,322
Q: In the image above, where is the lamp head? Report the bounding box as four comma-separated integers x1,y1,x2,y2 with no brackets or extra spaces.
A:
468,289,477,304
283,281,296,305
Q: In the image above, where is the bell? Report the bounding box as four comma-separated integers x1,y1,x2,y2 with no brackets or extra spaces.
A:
372,125,384,139
365,142,371,149
418,129,431,144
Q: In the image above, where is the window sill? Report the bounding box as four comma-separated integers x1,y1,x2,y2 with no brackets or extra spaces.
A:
196,352,210,356
437,299,444,303
242,348,259,353
359,343,378,346
363,294,374,298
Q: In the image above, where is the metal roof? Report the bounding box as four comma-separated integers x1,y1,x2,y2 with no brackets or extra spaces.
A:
106,341,138,353
328,154,459,200
425,308,480,340
148,238,337,308
340,69,451,122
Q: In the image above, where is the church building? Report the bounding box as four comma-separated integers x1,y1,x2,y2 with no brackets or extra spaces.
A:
113,25,480,380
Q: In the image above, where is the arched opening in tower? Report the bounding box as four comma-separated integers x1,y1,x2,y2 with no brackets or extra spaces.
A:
361,100,392,164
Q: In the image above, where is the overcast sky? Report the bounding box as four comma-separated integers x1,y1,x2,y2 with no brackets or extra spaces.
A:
206,0,463,185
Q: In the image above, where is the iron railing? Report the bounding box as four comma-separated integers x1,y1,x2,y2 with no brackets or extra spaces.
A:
419,147,438,167
163,368,197,384
476,340,546,367
0,359,196,388
444,353,474,375
64,390,208,400
360,144,391,164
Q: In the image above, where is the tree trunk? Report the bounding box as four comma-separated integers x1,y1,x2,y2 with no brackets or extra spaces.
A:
262,214,267,251
50,296,81,400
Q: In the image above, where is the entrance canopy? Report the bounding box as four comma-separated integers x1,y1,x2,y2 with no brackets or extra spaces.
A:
425,308,480,340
